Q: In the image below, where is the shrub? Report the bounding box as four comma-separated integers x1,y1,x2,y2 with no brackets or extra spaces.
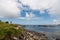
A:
5,21,9,24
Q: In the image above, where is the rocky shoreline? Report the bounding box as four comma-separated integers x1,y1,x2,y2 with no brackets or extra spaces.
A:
18,29,49,40
12,26,60,40
11,26,60,40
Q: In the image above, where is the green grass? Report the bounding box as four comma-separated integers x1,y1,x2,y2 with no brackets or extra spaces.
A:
0,21,22,40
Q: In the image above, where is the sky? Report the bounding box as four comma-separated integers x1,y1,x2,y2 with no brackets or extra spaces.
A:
0,0,60,25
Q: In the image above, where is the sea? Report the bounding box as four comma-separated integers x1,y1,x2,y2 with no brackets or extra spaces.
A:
23,25,60,40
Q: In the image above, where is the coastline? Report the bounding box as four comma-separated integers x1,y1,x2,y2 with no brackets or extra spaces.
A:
19,28,49,40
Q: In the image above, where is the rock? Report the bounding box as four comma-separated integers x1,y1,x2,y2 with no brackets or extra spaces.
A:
19,29,49,40
56,38,60,40
13,37,18,40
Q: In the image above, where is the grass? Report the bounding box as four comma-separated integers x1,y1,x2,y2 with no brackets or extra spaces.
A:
0,21,22,40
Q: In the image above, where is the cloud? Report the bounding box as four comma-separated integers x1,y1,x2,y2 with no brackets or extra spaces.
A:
21,0,57,9
21,0,60,16
53,19,60,24
49,0,60,16
0,0,59,23
0,0,20,18
24,12,35,20
26,12,35,18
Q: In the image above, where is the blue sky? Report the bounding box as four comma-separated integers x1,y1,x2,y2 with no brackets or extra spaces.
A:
0,0,60,25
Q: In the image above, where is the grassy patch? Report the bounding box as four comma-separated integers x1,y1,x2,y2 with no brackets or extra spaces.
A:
0,21,22,40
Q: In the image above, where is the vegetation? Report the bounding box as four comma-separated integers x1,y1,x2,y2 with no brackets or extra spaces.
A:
5,21,9,24
0,21,22,40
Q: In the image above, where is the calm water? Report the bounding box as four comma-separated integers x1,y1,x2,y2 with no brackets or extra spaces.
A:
23,25,60,40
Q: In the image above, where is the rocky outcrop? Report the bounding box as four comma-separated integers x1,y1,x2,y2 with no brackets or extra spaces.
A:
18,29,49,40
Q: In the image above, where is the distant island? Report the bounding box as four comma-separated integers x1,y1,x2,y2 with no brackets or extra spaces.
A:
21,25,60,27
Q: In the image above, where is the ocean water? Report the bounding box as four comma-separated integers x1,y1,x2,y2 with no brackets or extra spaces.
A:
23,25,60,40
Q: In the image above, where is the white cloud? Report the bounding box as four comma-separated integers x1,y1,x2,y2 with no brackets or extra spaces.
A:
21,0,60,16
49,0,60,16
26,12,35,18
21,0,57,9
53,19,60,24
25,12,35,20
0,0,59,20
0,0,20,18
